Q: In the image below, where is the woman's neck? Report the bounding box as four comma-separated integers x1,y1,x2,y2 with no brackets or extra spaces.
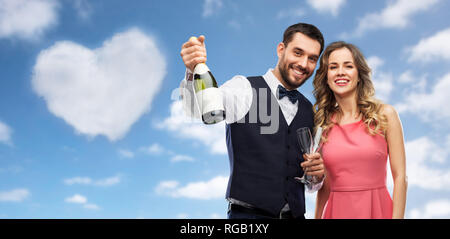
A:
335,92,360,123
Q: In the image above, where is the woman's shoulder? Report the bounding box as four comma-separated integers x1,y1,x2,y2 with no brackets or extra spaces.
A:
380,104,400,123
380,104,397,115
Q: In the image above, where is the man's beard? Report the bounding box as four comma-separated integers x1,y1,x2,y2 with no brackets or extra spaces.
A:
278,59,311,89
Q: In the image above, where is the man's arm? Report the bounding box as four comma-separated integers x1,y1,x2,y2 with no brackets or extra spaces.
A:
179,35,252,123
179,72,252,124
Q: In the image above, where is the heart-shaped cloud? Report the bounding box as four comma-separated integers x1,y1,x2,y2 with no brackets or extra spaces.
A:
32,28,166,141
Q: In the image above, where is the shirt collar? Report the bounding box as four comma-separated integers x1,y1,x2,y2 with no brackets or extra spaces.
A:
263,68,283,96
263,68,300,96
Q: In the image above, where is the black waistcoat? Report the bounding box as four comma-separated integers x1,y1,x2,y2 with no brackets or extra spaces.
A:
225,76,314,217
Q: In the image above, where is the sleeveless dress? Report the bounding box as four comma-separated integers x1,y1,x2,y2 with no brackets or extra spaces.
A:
321,120,393,219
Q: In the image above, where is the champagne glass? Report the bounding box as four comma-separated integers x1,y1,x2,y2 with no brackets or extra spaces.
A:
294,127,314,185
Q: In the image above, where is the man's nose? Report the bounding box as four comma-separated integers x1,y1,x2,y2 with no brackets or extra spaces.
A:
298,55,308,68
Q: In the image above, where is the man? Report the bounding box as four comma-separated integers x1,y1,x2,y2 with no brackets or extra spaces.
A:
180,23,325,219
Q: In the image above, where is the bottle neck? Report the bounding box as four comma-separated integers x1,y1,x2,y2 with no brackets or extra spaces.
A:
194,63,209,74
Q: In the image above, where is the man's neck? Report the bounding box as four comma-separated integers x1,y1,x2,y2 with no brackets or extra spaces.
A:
271,68,295,91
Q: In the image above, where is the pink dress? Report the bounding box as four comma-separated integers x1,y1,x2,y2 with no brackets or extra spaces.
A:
321,120,393,219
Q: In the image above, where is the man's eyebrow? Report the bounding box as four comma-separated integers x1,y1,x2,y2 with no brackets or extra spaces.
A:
293,47,319,59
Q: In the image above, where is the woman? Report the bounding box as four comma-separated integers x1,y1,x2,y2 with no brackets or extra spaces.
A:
312,41,407,219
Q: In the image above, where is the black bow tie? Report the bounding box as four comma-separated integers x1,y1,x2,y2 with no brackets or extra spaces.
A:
278,85,299,104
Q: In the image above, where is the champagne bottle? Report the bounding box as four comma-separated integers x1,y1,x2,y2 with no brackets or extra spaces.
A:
190,37,225,124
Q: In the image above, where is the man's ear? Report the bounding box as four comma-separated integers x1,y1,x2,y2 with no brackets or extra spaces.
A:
277,42,285,58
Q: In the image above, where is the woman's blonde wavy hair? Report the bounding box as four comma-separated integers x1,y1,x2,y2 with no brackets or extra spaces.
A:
313,41,387,142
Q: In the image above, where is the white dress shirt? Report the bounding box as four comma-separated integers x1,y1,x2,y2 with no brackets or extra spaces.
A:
180,68,323,213
181,69,300,125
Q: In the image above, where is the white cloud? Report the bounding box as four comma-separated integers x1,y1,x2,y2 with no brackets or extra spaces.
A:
170,154,195,163
398,70,414,84
0,0,59,40
64,177,92,185
396,73,450,124
72,0,93,20
227,19,241,30
118,149,135,159
155,175,228,200
367,56,394,102
157,100,227,155
408,199,450,219
64,175,121,187
210,213,224,219
138,143,196,163
65,194,87,204
176,213,189,219
0,120,12,146
140,143,165,155
403,136,450,191
32,28,167,141
0,165,23,174
367,56,384,73
155,180,178,192
83,203,100,210
373,74,393,103
203,0,223,18
344,0,440,38
407,28,450,63
65,194,100,210
398,70,416,84
0,188,30,202
306,0,346,16
398,70,428,93
276,8,306,20
94,175,121,187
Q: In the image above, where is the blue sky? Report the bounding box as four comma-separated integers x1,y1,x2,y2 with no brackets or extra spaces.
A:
0,0,449,219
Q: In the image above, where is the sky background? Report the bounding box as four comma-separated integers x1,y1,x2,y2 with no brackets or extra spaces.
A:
0,0,449,219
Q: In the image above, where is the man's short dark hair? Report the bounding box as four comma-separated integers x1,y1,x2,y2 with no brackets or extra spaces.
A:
283,23,325,55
